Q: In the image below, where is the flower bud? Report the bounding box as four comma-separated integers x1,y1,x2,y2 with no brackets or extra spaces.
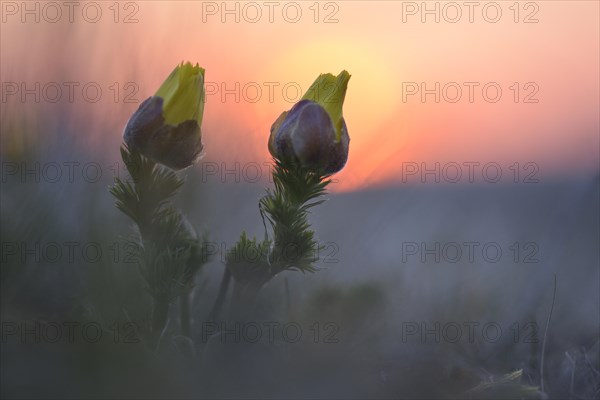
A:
124,62,205,170
269,71,350,174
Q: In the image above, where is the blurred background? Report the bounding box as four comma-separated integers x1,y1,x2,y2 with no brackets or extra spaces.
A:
1,1,599,398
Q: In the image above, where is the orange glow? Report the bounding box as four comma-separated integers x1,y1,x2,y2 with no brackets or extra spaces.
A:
1,1,598,191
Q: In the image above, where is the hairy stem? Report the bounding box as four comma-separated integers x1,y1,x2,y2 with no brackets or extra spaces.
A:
152,296,169,347
208,268,231,322
230,281,244,320
229,281,261,320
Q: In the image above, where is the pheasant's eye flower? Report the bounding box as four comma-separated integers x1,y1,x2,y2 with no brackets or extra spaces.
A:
124,62,205,170
269,70,350,175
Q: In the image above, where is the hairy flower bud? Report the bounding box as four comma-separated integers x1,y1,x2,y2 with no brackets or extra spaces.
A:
269,71,350,174
124,62,205,170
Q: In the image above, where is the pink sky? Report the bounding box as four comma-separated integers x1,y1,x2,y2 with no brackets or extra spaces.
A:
1,1,598,191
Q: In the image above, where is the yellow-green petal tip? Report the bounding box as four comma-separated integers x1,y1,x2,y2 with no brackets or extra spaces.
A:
301,70,350,141
155,61,206,127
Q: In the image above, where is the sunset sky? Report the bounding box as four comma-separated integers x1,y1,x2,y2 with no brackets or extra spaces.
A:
1,0,598,191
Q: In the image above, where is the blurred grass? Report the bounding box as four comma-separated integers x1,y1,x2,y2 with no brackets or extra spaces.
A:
1,129,598,399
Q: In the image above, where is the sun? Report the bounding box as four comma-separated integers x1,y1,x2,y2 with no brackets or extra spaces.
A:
259,38,399,149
